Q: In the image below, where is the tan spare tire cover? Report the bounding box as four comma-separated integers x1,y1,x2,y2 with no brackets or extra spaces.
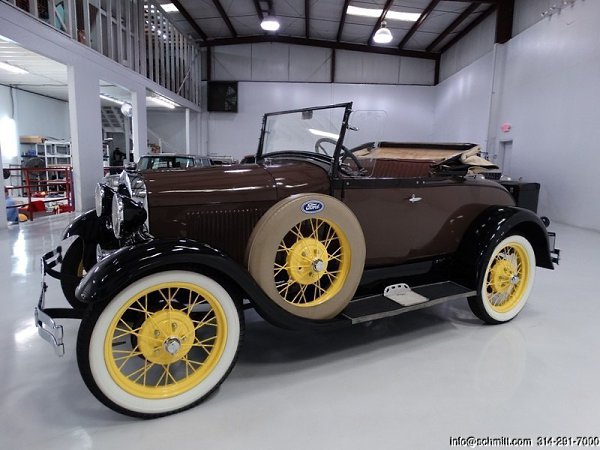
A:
246,193,365,320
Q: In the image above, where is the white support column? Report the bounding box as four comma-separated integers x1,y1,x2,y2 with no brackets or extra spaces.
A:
0,147,7,229
67,64,103,212
200,111,209,156
185,108,201,155
131,88,147,161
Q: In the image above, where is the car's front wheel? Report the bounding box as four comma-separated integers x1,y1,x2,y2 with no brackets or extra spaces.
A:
468,235,536,324
76,270,242,418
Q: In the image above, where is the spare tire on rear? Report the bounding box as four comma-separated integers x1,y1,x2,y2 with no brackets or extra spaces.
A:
246,193,365,320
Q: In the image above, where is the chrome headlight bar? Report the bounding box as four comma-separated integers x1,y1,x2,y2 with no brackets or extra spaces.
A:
111,192,147,239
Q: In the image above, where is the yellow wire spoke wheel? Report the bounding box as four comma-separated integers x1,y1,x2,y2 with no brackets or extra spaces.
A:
79,271,241,418
275,218,350,307
470,235,536,324
104,282,227,399
247,194,365,320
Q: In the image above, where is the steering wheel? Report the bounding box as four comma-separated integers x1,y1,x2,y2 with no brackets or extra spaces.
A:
314,137,338,156
314,137,366,176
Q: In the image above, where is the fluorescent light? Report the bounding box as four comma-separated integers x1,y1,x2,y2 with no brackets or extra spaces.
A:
309,129,339,140
373,22,393,44
0,61,28,74
160,3,179,13
261,16,280,31
347,5,420,22
146,95,177,109
100,94,125,106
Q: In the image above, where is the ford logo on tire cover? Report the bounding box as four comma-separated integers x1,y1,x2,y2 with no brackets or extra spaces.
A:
301,200,324,214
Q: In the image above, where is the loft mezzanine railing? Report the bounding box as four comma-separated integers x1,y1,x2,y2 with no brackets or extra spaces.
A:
2,0,201,104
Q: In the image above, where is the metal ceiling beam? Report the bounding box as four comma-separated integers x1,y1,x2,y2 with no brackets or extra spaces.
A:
495,0,514,43
212,0,237,37
170,0,207,41
398,0,440,50
336,0,351,42
200,35,438,60
367,0,395,45
305,0,310,38
441,0,496,3
426,2,479,52
440,4,496,53
252,0,264,21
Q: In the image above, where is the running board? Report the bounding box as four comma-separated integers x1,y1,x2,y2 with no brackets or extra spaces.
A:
342,281,475,325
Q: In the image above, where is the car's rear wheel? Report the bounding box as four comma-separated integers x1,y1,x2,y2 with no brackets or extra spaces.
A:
468,235,536,324
61,238,96,310
77,270,242,418
246,194,365,320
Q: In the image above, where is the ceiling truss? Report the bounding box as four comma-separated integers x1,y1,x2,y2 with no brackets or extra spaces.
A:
170,0,510,62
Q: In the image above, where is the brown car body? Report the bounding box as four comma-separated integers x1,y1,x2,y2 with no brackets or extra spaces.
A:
145,159,514,267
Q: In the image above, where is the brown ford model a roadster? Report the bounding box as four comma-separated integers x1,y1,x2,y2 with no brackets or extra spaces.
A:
36,103,559,418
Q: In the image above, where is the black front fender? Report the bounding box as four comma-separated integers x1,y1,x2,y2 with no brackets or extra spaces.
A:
63,209,118,248
454,205,554,289
76,238,345,330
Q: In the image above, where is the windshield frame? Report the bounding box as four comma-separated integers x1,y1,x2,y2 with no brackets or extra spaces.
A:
256,102,353,174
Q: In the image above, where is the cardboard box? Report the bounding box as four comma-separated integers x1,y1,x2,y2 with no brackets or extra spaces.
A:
20,135,46,144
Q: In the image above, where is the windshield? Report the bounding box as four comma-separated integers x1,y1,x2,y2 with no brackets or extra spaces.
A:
138,156,194,170
259,104,350,158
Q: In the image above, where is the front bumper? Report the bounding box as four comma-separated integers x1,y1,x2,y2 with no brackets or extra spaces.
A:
34,246,82,357
548,231,560,265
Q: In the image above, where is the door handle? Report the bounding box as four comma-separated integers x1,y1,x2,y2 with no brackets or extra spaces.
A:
408,194,422,203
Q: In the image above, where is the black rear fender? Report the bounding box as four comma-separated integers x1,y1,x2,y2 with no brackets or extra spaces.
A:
454,205,554,288
75,239,344,330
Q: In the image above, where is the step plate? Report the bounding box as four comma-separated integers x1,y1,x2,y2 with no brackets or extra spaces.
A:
342,281,476,325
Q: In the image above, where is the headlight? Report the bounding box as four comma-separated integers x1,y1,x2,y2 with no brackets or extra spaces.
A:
95,183,114,217
111,193,148,239
95,183,105,217
105,174,120,188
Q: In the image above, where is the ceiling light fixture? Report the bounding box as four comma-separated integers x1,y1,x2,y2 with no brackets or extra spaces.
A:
100,94,125,106
347,5,420,22
261,15,280,31
160,3,179,13
146,95,177,109
373,21,393,44
0,61,28,74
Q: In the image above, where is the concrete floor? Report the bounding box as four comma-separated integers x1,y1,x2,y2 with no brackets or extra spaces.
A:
0,214,598,449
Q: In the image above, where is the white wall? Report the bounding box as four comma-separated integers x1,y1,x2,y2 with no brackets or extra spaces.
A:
433,51,494,150
147,110,187,153
204,82,436,160
435,0,599,231
440,12,496,82
13,90,69,140
212,43,436,85
498,0,600,230
0,86,70,165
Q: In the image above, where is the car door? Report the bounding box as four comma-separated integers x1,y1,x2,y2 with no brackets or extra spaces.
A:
334,176,420,268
